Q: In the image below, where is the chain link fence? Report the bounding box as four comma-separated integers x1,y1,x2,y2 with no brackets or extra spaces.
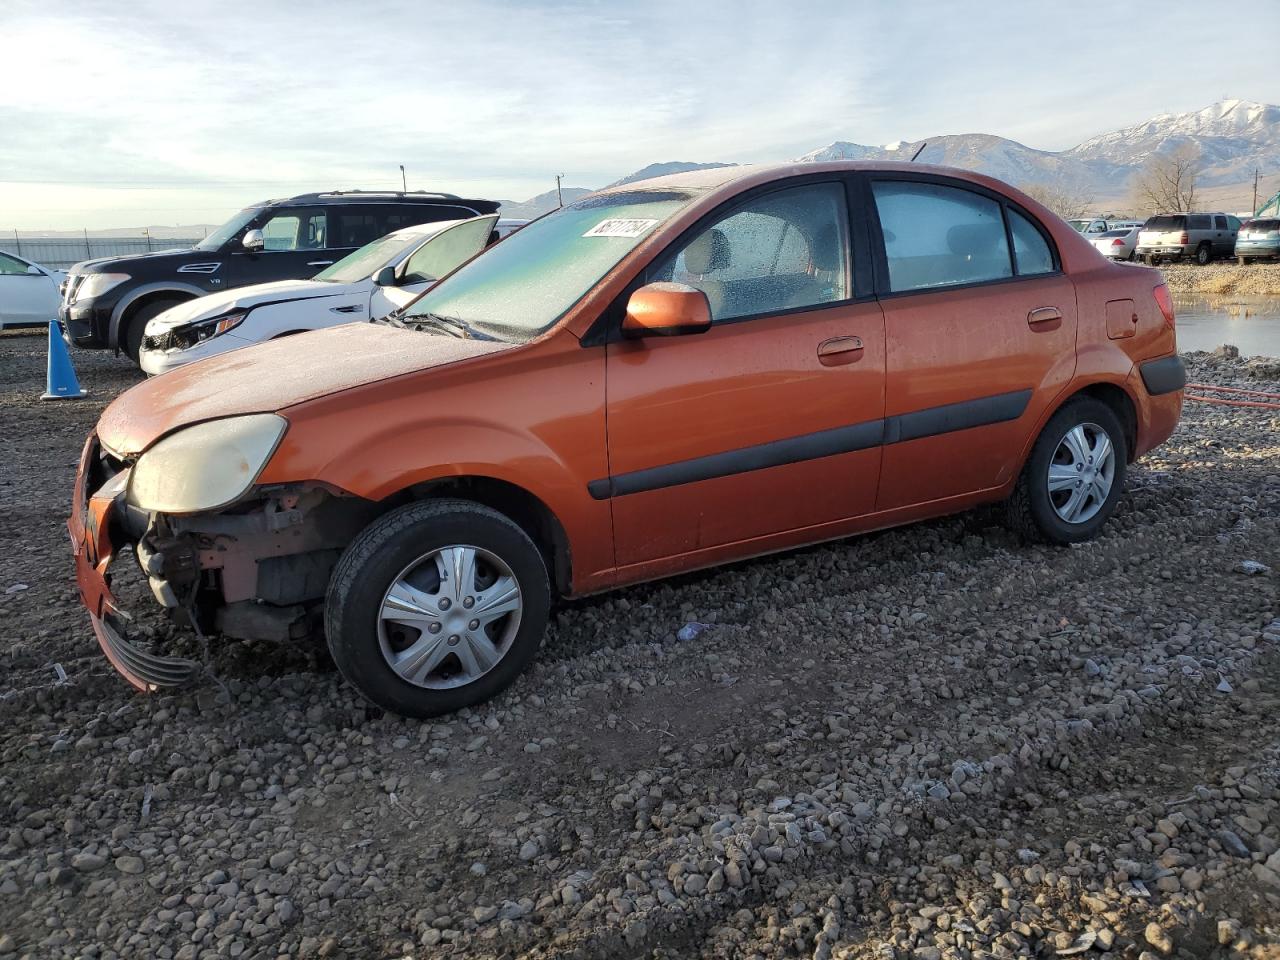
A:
0,233,205,270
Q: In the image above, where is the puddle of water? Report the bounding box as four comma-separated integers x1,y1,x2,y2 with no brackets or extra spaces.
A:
1173,296,1280,357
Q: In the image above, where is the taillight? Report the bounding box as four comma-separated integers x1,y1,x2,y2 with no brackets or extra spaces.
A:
1179,231,1189,244
1153,283,1176,329
1111,238,1125,246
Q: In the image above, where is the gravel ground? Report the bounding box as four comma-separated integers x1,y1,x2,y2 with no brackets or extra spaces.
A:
0,328,1278,960
1158,262,1280,299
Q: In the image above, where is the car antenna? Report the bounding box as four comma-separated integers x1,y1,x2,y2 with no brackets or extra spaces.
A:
910,142,928,162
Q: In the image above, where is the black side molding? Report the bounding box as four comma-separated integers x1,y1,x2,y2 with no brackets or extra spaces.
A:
1139,355,1186,396
589,388,1032,500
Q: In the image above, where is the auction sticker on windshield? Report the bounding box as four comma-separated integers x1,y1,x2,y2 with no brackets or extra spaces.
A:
583,219,659,238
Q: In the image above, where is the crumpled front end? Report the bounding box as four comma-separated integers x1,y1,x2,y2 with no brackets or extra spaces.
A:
69,434,200,690
69,432,377,693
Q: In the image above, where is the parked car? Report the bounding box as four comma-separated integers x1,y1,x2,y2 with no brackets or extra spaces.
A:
1234,218,1280,264
1089,226,1141,261
0,252,65,330
59,190,501,360
71,161,1184,718
1068,218,1143,238
1136,212,1241,265
137,215,522,376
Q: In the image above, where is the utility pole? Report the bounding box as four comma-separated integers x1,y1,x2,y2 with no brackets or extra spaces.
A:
555,174,564,208
400,165,407,192
1253,168,1259,214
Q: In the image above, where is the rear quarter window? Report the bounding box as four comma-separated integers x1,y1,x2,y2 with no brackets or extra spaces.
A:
1188,215,1211,230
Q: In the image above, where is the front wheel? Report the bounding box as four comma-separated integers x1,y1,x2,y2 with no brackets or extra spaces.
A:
121,298,184,363
1005,398,1127,545
325,500,550,718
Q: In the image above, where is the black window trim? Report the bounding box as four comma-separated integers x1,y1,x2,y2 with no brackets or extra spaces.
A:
580,172,877,347
863,171,1063,301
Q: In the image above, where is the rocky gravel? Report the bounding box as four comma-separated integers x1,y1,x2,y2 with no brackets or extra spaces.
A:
0,328,1278,959
1157,261,1280,299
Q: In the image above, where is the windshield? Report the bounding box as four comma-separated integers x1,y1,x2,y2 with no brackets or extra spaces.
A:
195,207,263,251
314,230,430,283
1247,219,1280,233
403,190,695,340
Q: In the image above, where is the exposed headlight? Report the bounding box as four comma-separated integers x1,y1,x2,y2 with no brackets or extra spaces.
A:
126,414,287,514
76,273,131,301
165,310,247,350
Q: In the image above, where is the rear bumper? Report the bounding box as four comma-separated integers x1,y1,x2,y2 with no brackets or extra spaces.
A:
1129,358,1184,459
1135,246,1190,258
69,434,199,691
1235,243,1280,258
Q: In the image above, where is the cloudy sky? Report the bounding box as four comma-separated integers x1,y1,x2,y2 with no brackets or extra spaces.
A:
2,0,1273,229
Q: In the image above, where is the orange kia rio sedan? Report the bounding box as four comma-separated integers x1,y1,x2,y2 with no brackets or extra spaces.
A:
70,162,1184,717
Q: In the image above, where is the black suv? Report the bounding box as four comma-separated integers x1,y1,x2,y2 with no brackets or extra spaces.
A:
60,191,501,358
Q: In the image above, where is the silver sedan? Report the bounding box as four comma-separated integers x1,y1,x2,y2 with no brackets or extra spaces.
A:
1090,227,1140,261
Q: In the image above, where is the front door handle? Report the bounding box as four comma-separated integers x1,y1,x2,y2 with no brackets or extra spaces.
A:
817,335,864,366
307,260,334,268
1027,306,1062,329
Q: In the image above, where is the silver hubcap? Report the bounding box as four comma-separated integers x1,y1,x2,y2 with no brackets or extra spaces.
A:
378,545,521,689
1047,422,1115,524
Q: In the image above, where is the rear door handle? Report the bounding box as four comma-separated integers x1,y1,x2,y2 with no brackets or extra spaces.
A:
307,260,334,267
1027,306,1062,329
817,335,864,366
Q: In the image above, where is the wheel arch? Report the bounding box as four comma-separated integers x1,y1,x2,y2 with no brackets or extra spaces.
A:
1043,381,1138,464
109,282,205,348
386,475,573,596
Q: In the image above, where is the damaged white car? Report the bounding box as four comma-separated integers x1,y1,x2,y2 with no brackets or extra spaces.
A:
138,215,523,375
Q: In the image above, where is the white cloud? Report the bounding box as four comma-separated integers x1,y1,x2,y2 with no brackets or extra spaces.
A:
0,0,1274,228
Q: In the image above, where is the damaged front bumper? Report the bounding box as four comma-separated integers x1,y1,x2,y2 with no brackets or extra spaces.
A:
69,434,200,691
70,433,376,693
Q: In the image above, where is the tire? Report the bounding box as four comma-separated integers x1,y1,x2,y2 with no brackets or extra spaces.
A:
1144,255,1159,266
1194,243,1212,266
1005,398,1127,545
325,499,550,718
1238,257,1250,266
120,298,183,363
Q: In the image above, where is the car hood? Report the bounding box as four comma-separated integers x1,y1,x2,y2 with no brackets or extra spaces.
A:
70,248,200,273
146,279,360,330
97,322,512,456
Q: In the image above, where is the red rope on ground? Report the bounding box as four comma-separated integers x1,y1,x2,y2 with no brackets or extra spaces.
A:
1185,382,1280,401
1184,395,1280,410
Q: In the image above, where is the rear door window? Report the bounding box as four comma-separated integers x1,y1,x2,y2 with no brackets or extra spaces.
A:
871,180,1013,292
1214,215,1228,230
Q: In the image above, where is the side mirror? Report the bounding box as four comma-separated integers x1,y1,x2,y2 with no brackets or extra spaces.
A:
26,264,42,276
622,282,712,338
242,229,265,251
373,266,398,287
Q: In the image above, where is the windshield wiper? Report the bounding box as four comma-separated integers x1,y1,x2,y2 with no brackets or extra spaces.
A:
396,312,496,341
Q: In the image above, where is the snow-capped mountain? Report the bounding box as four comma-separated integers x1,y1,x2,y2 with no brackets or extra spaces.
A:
1065,99,1280,182
794,99,1280,196
499,100,1277,215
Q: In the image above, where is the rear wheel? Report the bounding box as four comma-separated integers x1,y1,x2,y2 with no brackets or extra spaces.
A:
1006,398,1127,545
120,298,183,363
1194,243,1212,265
325,499,550,718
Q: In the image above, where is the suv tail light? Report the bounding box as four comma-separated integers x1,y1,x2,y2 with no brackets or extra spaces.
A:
1179,231,1189,245
1153,283,1176,329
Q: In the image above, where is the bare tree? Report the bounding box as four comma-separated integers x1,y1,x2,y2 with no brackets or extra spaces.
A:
1131,144,1202,214
1020,182,1096,220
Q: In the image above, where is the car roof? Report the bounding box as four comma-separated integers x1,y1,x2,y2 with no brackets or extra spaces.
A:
254,191,497,209
587,160,1045,202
